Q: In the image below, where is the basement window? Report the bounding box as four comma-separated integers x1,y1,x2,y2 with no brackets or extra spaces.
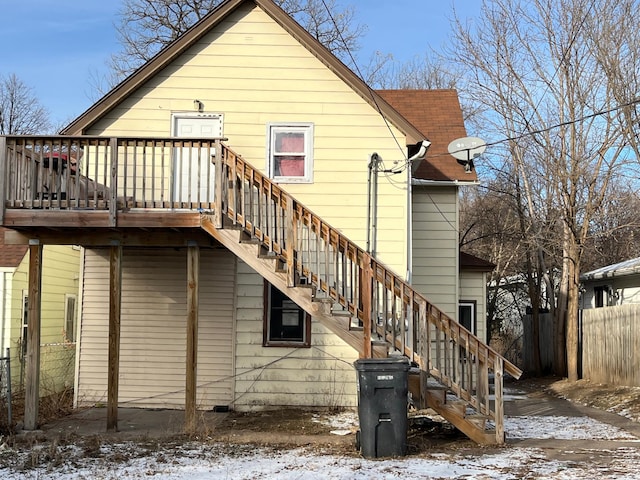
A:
263,282,311,347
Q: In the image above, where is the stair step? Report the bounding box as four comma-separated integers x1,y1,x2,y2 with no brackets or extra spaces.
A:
238,232,259,244
465,414,489,429
257,249,278,259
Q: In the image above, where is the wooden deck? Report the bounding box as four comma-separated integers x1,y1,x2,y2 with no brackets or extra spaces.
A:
0,134,522,444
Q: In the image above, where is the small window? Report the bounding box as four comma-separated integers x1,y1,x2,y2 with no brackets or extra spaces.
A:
264,282,311,347
267,123,314,183
594,286,606,308
64,294,77,343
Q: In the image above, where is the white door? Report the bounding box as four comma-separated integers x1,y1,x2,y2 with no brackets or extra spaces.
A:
173,114,223,204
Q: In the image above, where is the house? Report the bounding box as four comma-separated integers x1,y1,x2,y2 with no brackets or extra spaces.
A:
0,0,520,444
0,229,80,397
580,257,640,309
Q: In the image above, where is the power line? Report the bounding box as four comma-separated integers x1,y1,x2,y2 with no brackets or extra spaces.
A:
318,0,408,161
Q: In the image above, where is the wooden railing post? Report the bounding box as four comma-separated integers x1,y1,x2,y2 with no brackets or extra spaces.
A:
494,355,505,444
361,254,373,357
213,140,223,229
109,138,118,227
285,199,296,288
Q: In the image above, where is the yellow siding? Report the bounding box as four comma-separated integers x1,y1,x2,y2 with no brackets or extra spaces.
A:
234,260,357,410
86,3,409,274
77,248,235,410
7,246,80,396
412,186,459,319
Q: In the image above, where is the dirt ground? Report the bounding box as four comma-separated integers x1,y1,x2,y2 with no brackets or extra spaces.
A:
6,375,640,459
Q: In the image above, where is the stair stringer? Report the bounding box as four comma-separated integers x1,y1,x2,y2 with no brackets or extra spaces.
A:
425,389,498,445
200,217,378,357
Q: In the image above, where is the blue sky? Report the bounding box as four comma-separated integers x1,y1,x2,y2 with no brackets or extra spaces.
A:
0,0,481,128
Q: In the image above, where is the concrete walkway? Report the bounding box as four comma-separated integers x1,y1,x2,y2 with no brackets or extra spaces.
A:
503,379,640,461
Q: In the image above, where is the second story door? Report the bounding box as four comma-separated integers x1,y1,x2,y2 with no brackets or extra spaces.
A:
172,113,223,205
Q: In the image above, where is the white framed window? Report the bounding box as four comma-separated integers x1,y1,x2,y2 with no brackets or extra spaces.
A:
267,123,314,183
64,294,77,343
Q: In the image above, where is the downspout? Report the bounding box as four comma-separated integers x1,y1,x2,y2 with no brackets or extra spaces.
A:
406,165,412,283
406,140,431,283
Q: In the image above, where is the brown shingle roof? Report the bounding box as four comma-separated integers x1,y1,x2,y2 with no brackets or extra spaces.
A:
460,251,495,272
377,89,477,182
0,228,27,268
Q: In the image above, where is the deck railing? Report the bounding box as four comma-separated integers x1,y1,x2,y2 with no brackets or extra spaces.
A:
1,136,221,215
1,135,521,441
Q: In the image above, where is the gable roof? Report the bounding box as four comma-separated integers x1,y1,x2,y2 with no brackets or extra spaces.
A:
377,90,477,182
581,257,640,281
62,0,424,146
62,0,473,183
0,228,27,268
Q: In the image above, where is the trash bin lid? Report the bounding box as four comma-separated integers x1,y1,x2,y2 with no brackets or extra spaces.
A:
354,357,410,371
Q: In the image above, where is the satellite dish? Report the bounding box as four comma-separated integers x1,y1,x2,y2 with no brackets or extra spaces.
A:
447,136,487,173
447,137,487,160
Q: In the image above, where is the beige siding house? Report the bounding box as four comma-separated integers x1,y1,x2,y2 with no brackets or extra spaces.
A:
1,0,522,445
57,0,490,413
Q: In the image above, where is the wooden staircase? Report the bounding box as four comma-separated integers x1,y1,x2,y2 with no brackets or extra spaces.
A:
0,134,522,444
204,143,522,445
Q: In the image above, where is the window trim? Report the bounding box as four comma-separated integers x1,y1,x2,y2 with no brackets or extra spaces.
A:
263,281,311,347
267,123,314,183
458,300,477,334
20,291,28,359
64,294,78,343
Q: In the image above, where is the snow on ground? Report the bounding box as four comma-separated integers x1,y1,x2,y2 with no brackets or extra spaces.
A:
3,440,640,480
2,409,640,480
3,386,640,480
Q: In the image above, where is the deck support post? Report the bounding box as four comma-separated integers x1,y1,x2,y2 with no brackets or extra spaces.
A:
24,240,43,430
185,243,199,433
107,242,122,432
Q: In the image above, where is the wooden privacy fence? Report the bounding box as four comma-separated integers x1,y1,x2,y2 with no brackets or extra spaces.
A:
521,313,555,373
582,304,640,387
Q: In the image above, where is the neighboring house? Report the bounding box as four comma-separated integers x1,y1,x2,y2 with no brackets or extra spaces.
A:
0,0,519,444
0,229,80,396
580,257,640,309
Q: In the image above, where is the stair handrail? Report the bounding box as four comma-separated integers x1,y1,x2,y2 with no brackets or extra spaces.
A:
214,143,521,422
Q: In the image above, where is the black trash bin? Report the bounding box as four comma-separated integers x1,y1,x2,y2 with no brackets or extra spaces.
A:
354,357,410,458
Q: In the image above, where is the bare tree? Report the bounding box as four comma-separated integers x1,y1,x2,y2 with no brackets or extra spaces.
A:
449,0,640,381
0,73,50,135
106,0,365,89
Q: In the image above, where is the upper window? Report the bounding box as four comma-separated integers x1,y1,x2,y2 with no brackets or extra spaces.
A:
267,123,314,183
264,282,311,347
